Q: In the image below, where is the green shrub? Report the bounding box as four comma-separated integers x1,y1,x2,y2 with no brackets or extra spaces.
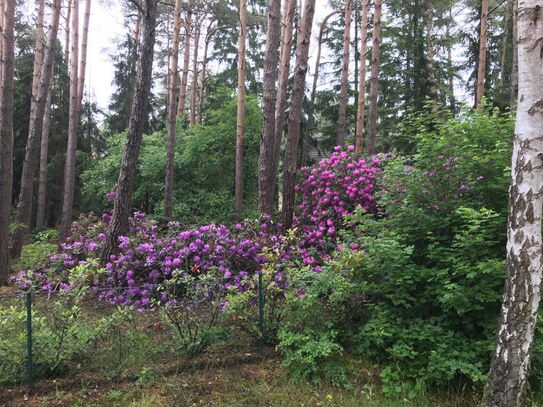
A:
16,241,58,271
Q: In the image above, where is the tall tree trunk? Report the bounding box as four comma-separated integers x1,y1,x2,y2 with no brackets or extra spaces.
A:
102,0,158,260
60,0,91,238
367,0,382,155
0,0,4,90
198,22,214,123
336,0,352,147
0,0,15,285
271,0,296,203
64,1,71,64
189,19,201,126
355,0,369,154
510,0,518,110
305,10,339,164
475,0,489,107
58,0,79,238
177,3,192,118
164,0,182,219
499,0,512,88
446,7,455,110
198,21,216,123
258,0,282,216
36,67,54,229
485,2,543,405
280,0,317,229
426,0,437,101
235,0,248,217
31,0,46,105
11,0,62,259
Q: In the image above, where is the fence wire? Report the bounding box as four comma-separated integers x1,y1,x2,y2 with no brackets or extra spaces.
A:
0,276,267,399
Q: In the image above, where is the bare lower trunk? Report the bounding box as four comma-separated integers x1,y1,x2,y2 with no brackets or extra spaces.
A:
280,0,316,229
177,4,192,118
486,3,543,406
35,68,54,229
446,7,455,109
60,0,91,237
499,0,511,88
189,19,201,126
11,0,62,258
164,0,182,219
258,0,282,216
475,0,489,107
367,0,382,155
336,0,352,147
198,22,214,123
235,0,248,217
426,0,437,101
510,0,518,110
355,0,369,154
64,1,71,63
271,0,296,205
0,0,15,285
31,0,46,103
102,0,158,260
0,1,5,90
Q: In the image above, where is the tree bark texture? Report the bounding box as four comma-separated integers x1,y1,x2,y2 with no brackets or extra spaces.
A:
177,3,192,118
475,0,489,107
31,0,46,105
235,0,248,217
336,0,352,147
510,0,519,110
280,0,316,229
11,0,62,258
0,0,15,285
367,0,382,155
486,2,543,405
102,0,158,260
189,19,201,126
355,0,369,154
164,0,183,219
60,0,91,237
258,0,282,216
36,66,54,229
271,0,296,205
64,1,71,64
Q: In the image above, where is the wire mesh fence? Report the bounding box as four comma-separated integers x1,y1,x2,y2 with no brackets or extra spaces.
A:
0,275,269,400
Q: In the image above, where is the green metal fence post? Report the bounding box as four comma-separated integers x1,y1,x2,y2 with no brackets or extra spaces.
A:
25,292,33,396
258,272,265,354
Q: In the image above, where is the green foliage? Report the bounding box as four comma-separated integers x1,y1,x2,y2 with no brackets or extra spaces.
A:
15,242,58,271
277,267,355,387
81,90,262,223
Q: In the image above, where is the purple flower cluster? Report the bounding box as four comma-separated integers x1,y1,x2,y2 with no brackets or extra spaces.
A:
292,146,381,265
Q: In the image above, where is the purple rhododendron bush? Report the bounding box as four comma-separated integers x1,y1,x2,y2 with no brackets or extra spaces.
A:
15,147,382,311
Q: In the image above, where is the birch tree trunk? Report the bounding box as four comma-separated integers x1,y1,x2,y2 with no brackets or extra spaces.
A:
486,2,543,405
189,19,201,126
177,3,192,118
271,0,296,204
367,0,382,155
36,67,54,229
355,0,369,154
164,0,182,219
258,0,282,216
235,0,248,217
336,0,352,147
0,0,15,285
11,0,62,258
305,10,339,163
475,0,489,107
60,0,91,238
102,0,158,260
280,0,316,229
